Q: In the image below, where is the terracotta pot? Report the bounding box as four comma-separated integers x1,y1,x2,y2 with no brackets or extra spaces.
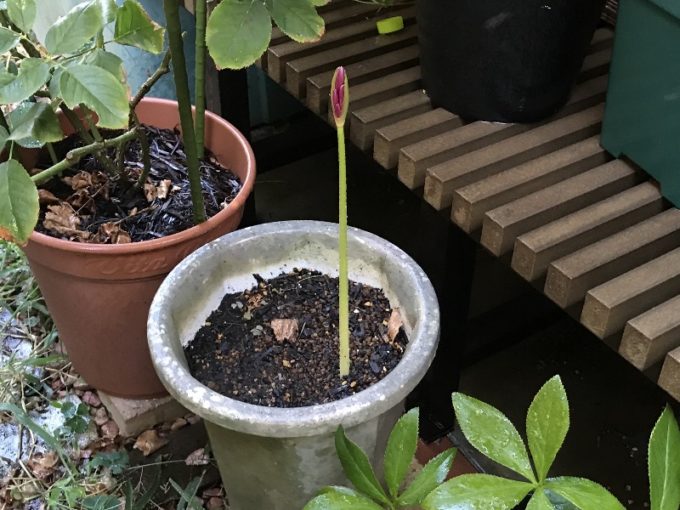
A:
22,98,256,399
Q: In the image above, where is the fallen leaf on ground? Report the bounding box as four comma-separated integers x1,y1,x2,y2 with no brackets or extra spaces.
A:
63,171,92,190
206,497,224,510
143,182,157,202
66,189,95,213
100,420,119,439
133,429,168,456
27,451,59,480
270,318,299,342
43,203,90,240
82,391,101,407
93,222,131,244
38,189,59,205
157,179,172,199
186,414,201,425
185,447,210,466
387,308,403,342
170,417,187,431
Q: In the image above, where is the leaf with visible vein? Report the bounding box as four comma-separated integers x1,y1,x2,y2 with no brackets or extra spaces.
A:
398,448,456,506
45,0,105,53
384,407,419,497
423,473,534,510
0,58,49,104
0,160,39,245
649,406,680,510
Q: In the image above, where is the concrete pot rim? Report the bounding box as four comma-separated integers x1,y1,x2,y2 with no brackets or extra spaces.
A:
148,220,440,437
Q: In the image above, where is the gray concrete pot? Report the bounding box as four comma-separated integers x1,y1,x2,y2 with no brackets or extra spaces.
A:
147,221,440,509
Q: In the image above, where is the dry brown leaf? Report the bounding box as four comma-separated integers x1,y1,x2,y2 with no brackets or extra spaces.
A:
94,222,132,244
64,171,92,191
94,407,109,426
38,189,59,205
144,182,157,202
185,447,210,466
170,417,188,432
387,309,403,342
157,179,172,199
67,189,95,213
133,429,168,456
270,318,299,342
44,203,90,240
27,451,59,480
100,420,119,439
206,497,224,510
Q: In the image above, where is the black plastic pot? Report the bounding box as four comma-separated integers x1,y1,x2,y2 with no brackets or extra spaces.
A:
417,0,605,123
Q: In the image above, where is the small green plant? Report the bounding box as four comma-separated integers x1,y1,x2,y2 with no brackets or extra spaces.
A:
304,408,456,509
52,399,91,435
648,406,680,510
424,376,624,510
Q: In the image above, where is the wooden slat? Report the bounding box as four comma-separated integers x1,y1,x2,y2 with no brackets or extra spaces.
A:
326,66,422,122
302,37,418,108
267,5,416,82
581,245,680,339
481,159,639,257
659,347,680,401
349,91,431,151
619,295,680,370
452,136,608,233
374,109,463,169
425,104,604,210
590,27,615,51
545,209,680,308
577,47,612,83
511,183,664,281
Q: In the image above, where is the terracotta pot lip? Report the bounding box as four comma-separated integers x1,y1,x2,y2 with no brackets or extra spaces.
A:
28,98,256,256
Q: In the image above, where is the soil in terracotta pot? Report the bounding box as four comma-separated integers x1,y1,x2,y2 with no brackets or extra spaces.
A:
34,125,242,243
185,268,409,407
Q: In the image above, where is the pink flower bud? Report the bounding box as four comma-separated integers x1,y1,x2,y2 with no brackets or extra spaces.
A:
330,66,348,126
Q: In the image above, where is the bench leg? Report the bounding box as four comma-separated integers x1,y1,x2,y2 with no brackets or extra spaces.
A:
411,205,477,441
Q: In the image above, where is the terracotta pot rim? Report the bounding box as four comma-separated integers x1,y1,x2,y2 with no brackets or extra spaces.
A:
28,98,256,256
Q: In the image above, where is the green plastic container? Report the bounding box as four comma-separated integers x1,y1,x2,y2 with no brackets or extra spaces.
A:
601,0,680,205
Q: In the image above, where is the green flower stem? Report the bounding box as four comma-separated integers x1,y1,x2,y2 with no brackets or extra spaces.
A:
338,126,350,377
46,143,58,165
194,0,207,158
31,128,138,185
163,0,206,224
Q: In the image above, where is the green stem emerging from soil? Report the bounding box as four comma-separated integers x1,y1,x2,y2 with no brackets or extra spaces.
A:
31,129,138,184
194,0,207,159
163,0,206,224
132,113,152,189
338,126,350,377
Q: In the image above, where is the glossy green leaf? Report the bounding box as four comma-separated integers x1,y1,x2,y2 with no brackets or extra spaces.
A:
527,489,554,510
423,474,534,510
269,0,324,43
545,477,625,510
334,426,390,505
649,406,680,510
82,49,125,81
0,26,20,53
527,375,570,482
206,0,272,70
59,64,128,129
0,160,39,245
398,448,456,506
82,495,120,510
452,393,536,482
98,0,118,23
0,58,49,104
384,408,419,497
45,0,105,54
114,0,164,54
303,486,385,510
7,0,35,33
7,102,62,145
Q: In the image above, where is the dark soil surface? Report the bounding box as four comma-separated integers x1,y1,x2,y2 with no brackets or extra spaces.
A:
185,269,408,407
35,125,242,243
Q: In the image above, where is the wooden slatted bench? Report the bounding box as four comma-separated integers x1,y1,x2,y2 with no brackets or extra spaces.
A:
259,2,680,401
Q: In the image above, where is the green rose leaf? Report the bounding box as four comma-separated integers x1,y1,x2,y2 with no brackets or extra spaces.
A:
7,102,63,146
334,426,390,505
303,486,384,510
423,474,534,510
59,64,128,129
82,49,125,81
0,160,39,245
384,408,419,497
452,393,536,483
98,0,118,23
526,375,570,482
0,26,20,53
269,0,324,43
7,0,36,33
398,448,456,506
0,58,49,104
649,406,680,510
526,489,554,510
206,0,272,70
45,0,105,54
114,0,165,54
545,477,625,510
